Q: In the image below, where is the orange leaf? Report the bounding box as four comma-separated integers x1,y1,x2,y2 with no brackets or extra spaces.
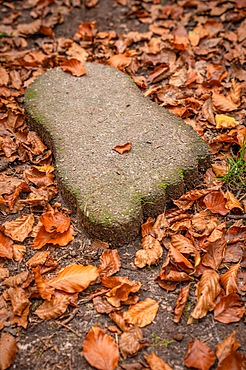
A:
8,287,30,316
31,225,74,249
123,298,159,327
184,339,216,370
108,54,132,70
189,270,221,321
224,191,244,212
119,326,143,359
215,114,239,129
135,235,163,268
168,244,194,271
0,231,13,259
217,352,246,370
0,267,9,281
100,249,121,277
220,264,240,295
145,352,173,370
214,292,245,323
171,25,189,50
113,142,132,154
174,283,191,323
216,330,240,364
39,210,71,233
83,325,119,370
34,291,71,320
173,189,211,210
2,214,34,242
49,264,100,293
203,191,229,216
26,251,50,267
0,332,18,370
61,58,86,77
3,271,29,287
201,237,226,270
212,92,238,112
32,267,55,301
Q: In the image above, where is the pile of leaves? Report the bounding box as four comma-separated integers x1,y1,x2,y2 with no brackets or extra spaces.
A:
0,0,245,369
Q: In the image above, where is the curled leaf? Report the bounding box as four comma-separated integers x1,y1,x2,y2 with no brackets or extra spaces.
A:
61,58,86,77
113,142,132,154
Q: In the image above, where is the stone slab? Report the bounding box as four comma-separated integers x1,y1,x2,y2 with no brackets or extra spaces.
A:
25,63,210,245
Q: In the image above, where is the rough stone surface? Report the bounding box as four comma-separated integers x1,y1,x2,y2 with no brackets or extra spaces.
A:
25,63,210,244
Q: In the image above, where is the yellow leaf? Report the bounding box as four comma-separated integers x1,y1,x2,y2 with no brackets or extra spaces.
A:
215,114,239,129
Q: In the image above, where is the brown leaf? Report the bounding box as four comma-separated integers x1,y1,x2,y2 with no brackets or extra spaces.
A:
100,249,121,277
31,225,74,249
93,296,116,314
217,352,246,370
12,244,26,262
49,264,100,293
102,276,141,308
3,271,29,287
224,191,244,212
85,0,99,7
75,21,96,39
171,234,197,255
119,326,143,359
61,58,86,77
184,339,216,370
0,231,13,259
108,55,132,71
191,210,218,236
220,264,240,295
144,352,173,370
26,251,50,267
34,291,71,320
171,25,189,50
0,333,18,370
135,235,163,268
24,166,54,187
13,19,42,36
0,267,9,281
83,325,119,370
32,267,55,301
203,191,229,216
212,92,238,112
8,287,30,316
214,292,245,323
168,244,194,271
141,217,155,237
173,189,211,210
123,298,159,327
189,270,221,321
2,214,34,242
109,311,130,332
201,237,226,270
216,330,240,364
113,142,132,154
39,210,70,233
174,283,191,323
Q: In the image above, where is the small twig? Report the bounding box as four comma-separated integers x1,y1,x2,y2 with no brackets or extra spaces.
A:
56,321,81,337
226,214,246,220
60,308,79,325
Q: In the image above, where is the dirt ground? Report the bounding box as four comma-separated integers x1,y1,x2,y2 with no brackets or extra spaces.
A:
0,0,245,369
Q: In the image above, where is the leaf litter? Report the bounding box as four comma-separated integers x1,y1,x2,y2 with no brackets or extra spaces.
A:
0,0,245,368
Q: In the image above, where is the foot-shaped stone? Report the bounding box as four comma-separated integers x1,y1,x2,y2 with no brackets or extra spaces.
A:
25,63,209,244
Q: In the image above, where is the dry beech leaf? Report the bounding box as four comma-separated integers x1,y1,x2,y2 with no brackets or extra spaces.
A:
13,19,42,36
109,311,130,332
8,287,30,316
217,352,246,370
2,214,34,242
12,244,26,262
49,264,100,293
174,283,191,323
108,55,132,70
168,244,194,271
85,0,99,7
135,235,163,268
93,296,116,314
31,225,74,249
201,237,226,270
0,267,9,281
100,249,121,277
203,191,229,216
0,332,18,370
3,271,29,287
83,325,119,370
212,92,238,112
0,231,13,259
39,210,70,233
61,58,86,77
224,191,244,212
220,264,240,295
189,270,221,322
215,114,239,129
32,267,55,301
173,189,211,210
123,298,159,327
144,352,173,370
216,330,240,364
184,339,216,370
34,291,71,320
119,326,143,359
141,217,155,237
26,251,50,267
113,142,132,154
214,292,245,323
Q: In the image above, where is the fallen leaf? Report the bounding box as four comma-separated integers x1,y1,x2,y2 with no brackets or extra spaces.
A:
168,244,194,271
174,283,191,323
32,267,55,301
26,251,50,267
189,270,221,321
0,267,9,281
216,330,240,364
0,231,13,259
145,352,173,370
203,191,229,216
100,249,121,277
12,244,26,262
171,25,189,50
214,292,245,323
8,287,30,316
93,296,116,314
2,214,34,242
217,352,246,370
215,114,239,129
39,210,70,233
201,237,226,270
108,55,132,71
49,264,100,293
212,92,238,112
123,298,159,327
0,332,18,370
184,339,216,370
34,291,71,320
83,325,119,370
61,58,86,77
113,142,132,154
31,225,74,249
135,235,163,268
224,191,244,212
220,264,240,295
3,271,29,287
119,326,143,359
